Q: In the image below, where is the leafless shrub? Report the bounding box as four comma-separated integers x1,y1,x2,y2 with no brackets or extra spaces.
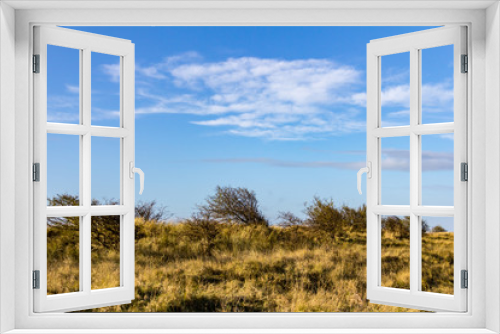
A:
198,186,268,226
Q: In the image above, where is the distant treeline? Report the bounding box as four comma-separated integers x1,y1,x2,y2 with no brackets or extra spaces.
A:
47,186,446,258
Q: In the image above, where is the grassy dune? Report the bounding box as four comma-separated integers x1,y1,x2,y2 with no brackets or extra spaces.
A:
47,218,454,312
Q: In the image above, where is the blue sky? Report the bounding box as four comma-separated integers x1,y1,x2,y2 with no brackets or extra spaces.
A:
46,27,455,230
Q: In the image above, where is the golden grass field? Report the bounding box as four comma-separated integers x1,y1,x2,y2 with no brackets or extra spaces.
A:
46,217,454,313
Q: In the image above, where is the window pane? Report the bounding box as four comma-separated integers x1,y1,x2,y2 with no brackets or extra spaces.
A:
381,215,410,290
47,134,80,206
421,134,454,206
381,52,410,127
91,52,121,127
421,216,454,294
91,137,121,205
91,215,121,290
381,136,410,205
421,45,454,124
47,45,80,124
47,217,80,295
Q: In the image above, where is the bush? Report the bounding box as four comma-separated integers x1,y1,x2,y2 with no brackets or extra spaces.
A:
305,197,345,241
198,186,268,226
184,212,220,257
431,225,447,233
135,200,171,222
381,216,410,239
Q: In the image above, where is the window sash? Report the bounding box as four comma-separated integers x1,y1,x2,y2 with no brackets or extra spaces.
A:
33,26,136,313
366,26,468,312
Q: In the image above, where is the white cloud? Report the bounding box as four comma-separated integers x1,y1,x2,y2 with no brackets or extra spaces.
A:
102,63,120,82
381,148,453,171
204,157,366,170
92,108,120,121
440,134,454,141
422,82,454,109
133,53,454,140
47,95,79,122
381,84,410,107
386,109,410,118
137,65,166,80
202,149,453,171
65,84,79,94
135,55,365,140
380,82,453,110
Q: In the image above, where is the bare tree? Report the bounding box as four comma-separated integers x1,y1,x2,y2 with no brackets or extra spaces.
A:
278,211,304,242
199,186,268,226
135,200,171,222
278,211,303,228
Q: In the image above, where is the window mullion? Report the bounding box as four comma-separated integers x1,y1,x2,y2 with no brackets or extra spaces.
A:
409,47,420,294
82,48,92,294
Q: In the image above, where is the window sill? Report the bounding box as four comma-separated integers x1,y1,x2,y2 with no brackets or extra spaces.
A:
4,329,497,334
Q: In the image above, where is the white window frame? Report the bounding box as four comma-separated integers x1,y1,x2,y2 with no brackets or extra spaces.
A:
33,26,136,313
366,26,468,312
1,1,499,333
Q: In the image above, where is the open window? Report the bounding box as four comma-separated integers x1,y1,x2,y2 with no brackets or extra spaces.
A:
33,26,140,312
362,26,467,312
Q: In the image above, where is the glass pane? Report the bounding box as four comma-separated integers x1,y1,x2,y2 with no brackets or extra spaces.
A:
47,134,80,206
91,137,120,205
381,215,410,290
91,52,121,127
381,52,410,127
381,136,410,205
47,45,80,124
91,215,120,290
421,134,454,206
421,216,454,294
421,45,454,124
47,217,80,295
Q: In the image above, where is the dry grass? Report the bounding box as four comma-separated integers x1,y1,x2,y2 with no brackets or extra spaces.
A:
47,219,454,312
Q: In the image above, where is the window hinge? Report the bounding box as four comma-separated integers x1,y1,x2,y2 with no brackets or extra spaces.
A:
461,270,468,289
33,163,40,182
33,270,40,289
33,54,40,73
461,162,468,182
461,54,468,73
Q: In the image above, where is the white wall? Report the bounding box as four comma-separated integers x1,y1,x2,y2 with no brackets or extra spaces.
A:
0,2,16,333
486,2,500,333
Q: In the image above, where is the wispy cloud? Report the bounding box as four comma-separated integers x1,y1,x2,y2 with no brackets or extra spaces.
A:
134,55,367,140
203,158,365,170
92,107,120,121
102,63,120,82
47,95,79,122
65,84,79,94
202,149,453,172
381,148,453,171
131,52,454,140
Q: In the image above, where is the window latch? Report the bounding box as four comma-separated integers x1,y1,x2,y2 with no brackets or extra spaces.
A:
357,162,372,195
129,162,145,195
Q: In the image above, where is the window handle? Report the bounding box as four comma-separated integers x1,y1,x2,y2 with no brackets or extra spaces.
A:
129,162,145,195
357,162,372,195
